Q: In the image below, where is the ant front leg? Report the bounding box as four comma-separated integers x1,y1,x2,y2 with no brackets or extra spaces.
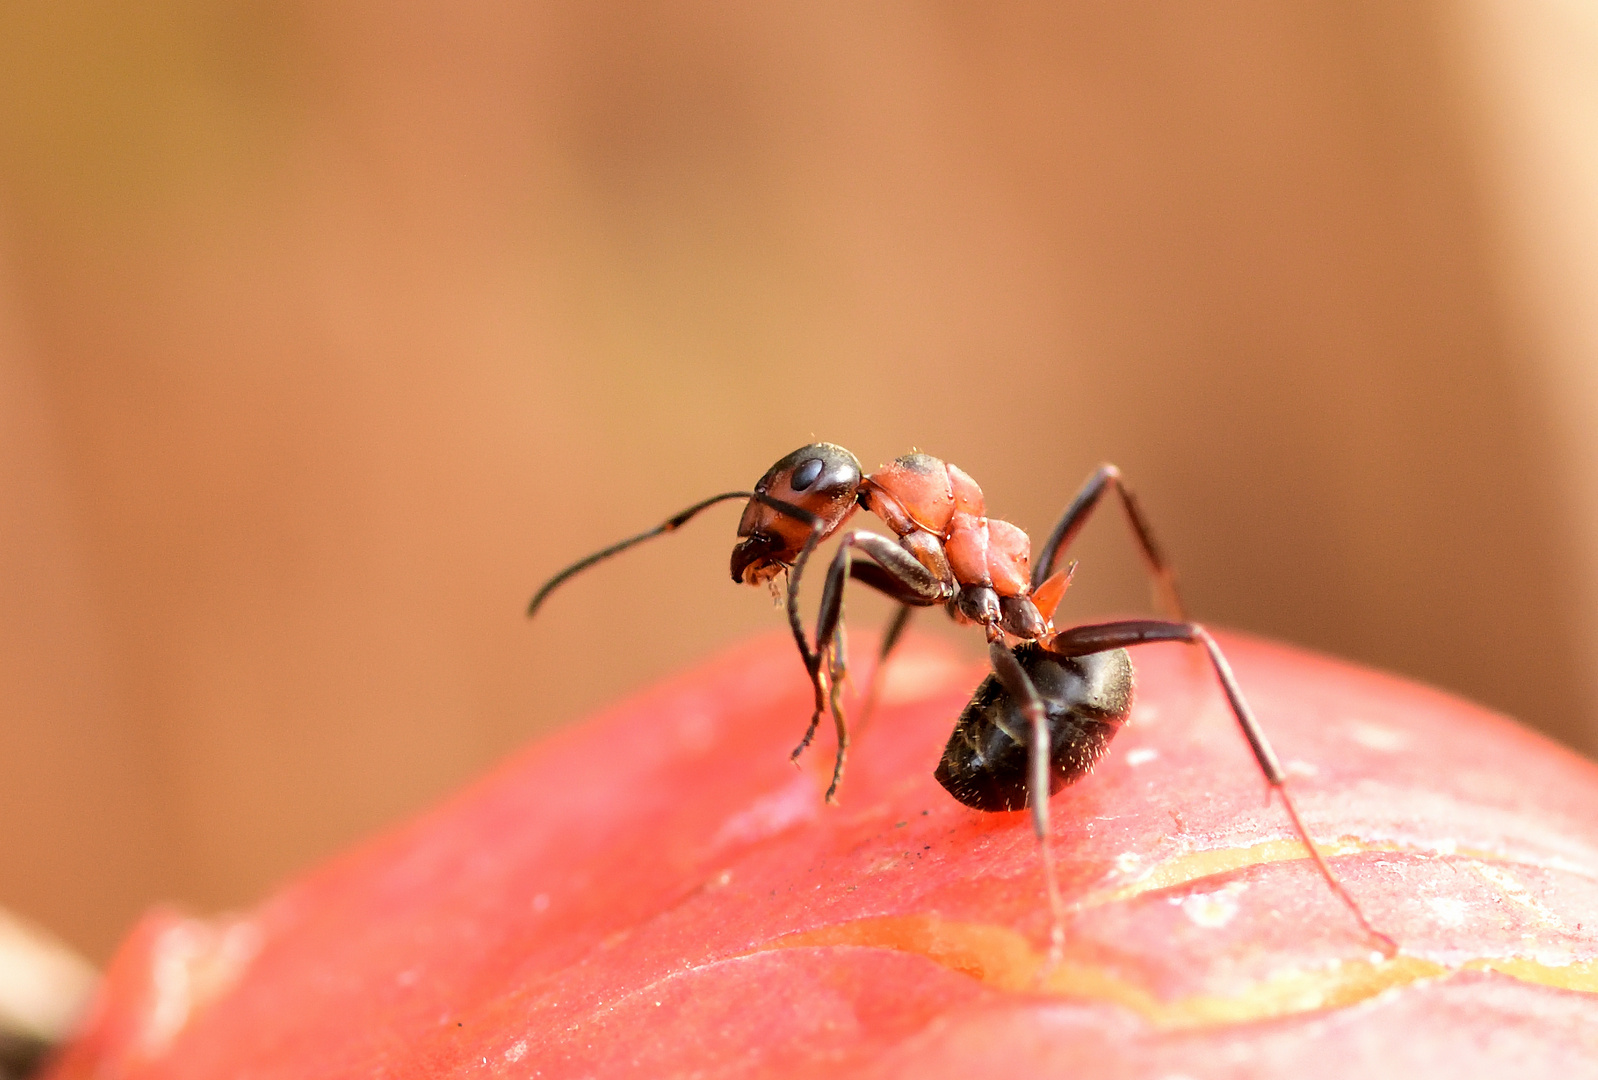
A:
1046,619,1397,956
1033,464,1185,619
799,532,951,802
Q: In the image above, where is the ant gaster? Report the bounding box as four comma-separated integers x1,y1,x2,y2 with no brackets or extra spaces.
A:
528,443,1396,960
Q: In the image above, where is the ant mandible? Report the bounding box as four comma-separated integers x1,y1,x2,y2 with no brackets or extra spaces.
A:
527,443,1395,959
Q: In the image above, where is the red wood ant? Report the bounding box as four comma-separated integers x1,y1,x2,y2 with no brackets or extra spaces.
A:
528,443,1395,959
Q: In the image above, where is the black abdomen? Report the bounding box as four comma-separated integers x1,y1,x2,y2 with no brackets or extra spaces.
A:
934,643,1134,812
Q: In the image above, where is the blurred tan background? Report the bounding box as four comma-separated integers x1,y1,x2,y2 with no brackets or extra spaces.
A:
2,2,1597,963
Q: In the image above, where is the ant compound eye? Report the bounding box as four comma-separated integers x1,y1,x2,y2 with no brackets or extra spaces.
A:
790,457,824,491
757,444,861,500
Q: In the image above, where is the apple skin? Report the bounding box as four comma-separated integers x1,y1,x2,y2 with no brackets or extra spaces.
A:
41,631,1598,1079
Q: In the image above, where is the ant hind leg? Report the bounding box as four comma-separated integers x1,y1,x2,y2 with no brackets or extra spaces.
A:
986,640,1067,965
1045,618,1397,957
1033,464,1184,620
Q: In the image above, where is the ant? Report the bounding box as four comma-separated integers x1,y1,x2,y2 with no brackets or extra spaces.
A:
528,443,1395,960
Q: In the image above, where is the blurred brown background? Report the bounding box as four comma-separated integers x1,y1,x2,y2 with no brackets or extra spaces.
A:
2,2,1597,963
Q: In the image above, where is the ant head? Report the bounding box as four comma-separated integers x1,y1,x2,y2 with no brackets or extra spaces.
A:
731,443,863,585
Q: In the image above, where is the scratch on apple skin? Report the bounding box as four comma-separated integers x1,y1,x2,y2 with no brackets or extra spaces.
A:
753,837,1598,1030
761,912,1598,1030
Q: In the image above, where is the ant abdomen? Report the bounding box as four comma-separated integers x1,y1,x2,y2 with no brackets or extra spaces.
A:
935,643,1134,812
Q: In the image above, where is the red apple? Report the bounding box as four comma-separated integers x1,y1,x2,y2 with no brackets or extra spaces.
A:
43,631,1598,1078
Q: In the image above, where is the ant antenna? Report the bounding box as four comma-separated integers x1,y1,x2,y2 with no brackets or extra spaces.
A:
527,491,753,618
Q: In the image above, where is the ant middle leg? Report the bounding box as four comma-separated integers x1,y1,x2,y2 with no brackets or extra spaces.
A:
798,532,952,801
1046,619,1397,956
1032,464,1184,619
855,602,915,736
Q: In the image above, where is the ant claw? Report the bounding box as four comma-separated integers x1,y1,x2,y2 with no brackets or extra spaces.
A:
823,753,847,804
791,713,822,763
1046,927,1066,970
1371,930,1400,960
